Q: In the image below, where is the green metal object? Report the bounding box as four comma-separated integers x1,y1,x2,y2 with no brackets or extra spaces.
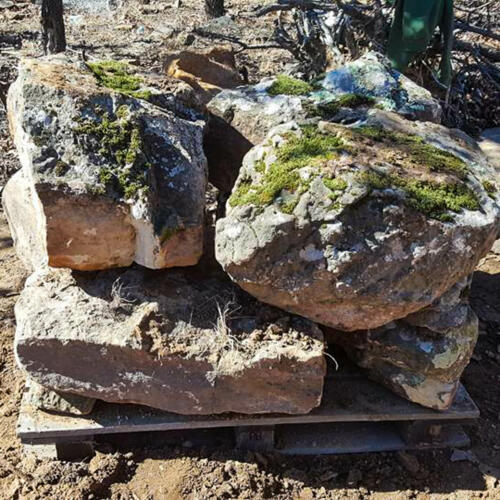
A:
387,0,454,85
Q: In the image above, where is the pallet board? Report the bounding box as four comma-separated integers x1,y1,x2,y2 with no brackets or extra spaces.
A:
18,375,479,444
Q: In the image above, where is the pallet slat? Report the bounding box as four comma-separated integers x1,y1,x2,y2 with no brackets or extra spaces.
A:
18,376,479,441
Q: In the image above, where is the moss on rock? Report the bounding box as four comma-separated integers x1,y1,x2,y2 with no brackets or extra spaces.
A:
355,126,469,179
229,125,348,212
357,170,479,221
268,75,313,96
87,60,152,100
305,93,375,118
74,105,150,200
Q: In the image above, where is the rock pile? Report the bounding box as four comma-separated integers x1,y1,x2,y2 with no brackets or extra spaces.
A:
4,53,499,415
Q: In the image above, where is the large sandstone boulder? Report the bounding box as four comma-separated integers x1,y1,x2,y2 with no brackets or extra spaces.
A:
326,278,479,410
3,55,207,271
206,52,442,193
15,267,326,415
216,109,499,332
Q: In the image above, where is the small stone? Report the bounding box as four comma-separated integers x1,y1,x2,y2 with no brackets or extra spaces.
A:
26,380,96,416
450,449,478,463
347,468,362,486
319,470,338,482
396,451,420,475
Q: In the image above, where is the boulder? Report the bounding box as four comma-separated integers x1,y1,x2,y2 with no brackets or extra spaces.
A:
326,278,478,410
165,46,243,105
216,109,499,331
206,52,442,193
15,267,326,415
4,55,207,271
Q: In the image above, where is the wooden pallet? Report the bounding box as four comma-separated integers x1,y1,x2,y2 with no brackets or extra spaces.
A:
18,368,479,459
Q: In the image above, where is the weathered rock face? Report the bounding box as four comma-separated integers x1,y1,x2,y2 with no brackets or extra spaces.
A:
216,109,500,331
206,52,442,193
4,55,207,271
15,267,326,415
165,46,243,105
326,278,479,410
26,381,96,416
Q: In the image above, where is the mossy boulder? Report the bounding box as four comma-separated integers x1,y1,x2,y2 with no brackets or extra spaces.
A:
3,55,207,271
216,109,499,332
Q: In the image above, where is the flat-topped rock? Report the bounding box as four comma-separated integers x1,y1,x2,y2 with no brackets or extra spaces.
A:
15,266,326,415
4,55,207,271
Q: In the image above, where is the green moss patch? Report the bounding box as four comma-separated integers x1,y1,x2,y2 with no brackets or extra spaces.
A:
268,75,313,96
357,170,479,221
74,105,150,199
306,93,375,118
482,179,497,198
355,126,469,179
54,160,70,177
229,126,348,212
87,61,152,100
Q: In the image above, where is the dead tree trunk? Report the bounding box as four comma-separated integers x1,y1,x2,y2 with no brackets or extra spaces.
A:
205,0,224,18
41,0,66,55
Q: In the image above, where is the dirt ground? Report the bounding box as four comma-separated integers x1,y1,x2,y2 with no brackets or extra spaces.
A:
0,1,499,499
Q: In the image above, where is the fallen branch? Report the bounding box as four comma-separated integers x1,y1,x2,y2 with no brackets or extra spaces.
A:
454,39,500,63
254,0,371,23
455,19,500,42
193,28,283,53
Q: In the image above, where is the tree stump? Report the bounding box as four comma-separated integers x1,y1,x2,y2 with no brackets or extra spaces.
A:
205,0,224,18
41,0,66,55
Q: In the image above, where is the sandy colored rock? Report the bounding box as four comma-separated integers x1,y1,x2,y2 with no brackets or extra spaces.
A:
2,170,47,271
216,110,499,331
15,267,326,415
166,46,243,104
6,55,207,271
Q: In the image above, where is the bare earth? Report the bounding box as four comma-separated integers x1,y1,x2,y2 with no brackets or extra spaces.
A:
0,1,499,498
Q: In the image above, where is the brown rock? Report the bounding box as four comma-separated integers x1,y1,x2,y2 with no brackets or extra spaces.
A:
15,267,326,415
